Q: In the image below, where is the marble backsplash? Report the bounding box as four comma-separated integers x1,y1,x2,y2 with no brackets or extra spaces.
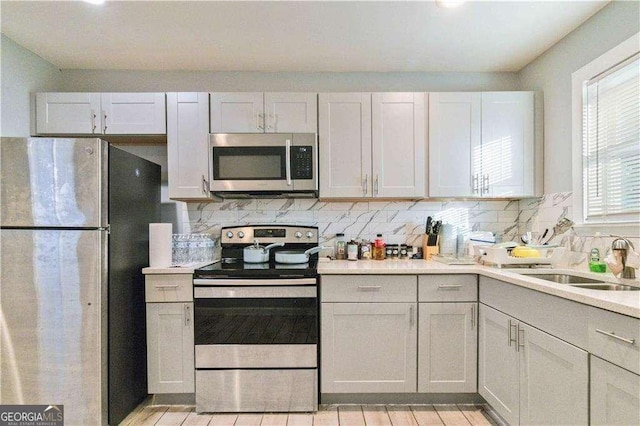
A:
172,192,637,267
519,191,640,267
179,198,520,253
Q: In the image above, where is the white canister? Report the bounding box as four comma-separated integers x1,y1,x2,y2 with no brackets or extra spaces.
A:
149,223,172,267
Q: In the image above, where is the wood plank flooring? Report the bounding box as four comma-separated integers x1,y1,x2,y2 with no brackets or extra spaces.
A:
121,403,496,426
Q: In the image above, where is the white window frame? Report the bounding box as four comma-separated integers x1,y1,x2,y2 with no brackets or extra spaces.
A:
571,32,640,237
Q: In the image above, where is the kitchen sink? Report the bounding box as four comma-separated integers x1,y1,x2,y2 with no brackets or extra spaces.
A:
570,283,640,291
524,273,606,284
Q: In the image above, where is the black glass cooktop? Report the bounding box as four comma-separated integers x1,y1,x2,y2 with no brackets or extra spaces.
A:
195,258,319,279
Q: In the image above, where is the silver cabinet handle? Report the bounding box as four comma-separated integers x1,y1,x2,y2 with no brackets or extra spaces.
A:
472,174,479,194
483,174,490,194
267,113,277,131
508,319,517,347
374,175,379,196
257,112,265,130
103,111,108,133
517,325,525,352
202,175,208,195
363,174,368,196
91,110,97,133
438,284,462,290
285,139,292,186
410,305,414,328
184,304,191,326
471,304,476,330
357,285,382,291
154,284,179,290
595,329,636,345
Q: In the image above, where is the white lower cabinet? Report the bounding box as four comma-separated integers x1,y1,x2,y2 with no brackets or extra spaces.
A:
321,302,417,393
146,302,194,394
590,356,640,425
479,304,588,425
418,302,477,393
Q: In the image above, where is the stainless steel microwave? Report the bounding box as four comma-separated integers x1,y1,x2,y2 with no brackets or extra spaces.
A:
209,133,318,197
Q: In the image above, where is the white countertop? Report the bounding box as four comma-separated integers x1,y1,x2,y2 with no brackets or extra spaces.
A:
142,261,216,275
319,259,640,319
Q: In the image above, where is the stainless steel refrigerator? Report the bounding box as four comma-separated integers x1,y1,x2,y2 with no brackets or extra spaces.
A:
0,138,160,425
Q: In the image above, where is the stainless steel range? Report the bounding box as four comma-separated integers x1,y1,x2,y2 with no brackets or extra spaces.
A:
193,225,320,413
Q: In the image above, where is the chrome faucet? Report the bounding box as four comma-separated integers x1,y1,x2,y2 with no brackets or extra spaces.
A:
611,238,636,279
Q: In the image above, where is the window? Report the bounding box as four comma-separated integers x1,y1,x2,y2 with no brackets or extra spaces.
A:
572,33,640,234
583,54,639,223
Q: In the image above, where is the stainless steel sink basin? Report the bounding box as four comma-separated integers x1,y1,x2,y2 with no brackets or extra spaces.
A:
570,283,640,291
525,273,606,284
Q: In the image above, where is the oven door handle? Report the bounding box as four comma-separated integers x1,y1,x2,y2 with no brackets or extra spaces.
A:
195,286,317,299
194,278,316,286
285,139,292,186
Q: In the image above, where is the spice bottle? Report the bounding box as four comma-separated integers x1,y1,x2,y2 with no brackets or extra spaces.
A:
335,233,347,260
347,240,359,261
372,234,386,260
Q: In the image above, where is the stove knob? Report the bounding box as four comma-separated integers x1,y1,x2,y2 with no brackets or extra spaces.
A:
238,231,245,238
295,231,303,239
226,231,234,238
306,231,314,239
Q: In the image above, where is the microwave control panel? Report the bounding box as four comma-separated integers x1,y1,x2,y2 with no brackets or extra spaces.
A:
291,146,313,179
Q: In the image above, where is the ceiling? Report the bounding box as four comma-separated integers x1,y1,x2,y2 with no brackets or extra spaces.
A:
0,0,608,73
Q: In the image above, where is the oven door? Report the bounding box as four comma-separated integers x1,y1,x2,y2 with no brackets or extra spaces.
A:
193,280,317,369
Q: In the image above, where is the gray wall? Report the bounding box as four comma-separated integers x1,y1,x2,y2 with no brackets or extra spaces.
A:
518,1,640,194
0,34,63,136
59,70,519,93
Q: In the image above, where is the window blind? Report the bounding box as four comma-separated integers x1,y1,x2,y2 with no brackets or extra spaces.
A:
583,54,640,223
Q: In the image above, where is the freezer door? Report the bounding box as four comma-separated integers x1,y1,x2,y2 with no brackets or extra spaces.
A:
0,137,107,227
0,229,107,425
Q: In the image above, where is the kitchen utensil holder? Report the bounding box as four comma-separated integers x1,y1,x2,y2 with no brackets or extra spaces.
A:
422,234,440,260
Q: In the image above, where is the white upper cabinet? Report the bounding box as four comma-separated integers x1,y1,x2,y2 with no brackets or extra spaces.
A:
35,92,166,135
264,92,318,133
319,92,426,198
210,92,317,133
167,92,213,201
481,92,534,197
100,92,166,134
429,91,534,198
319,93,372,198
428,93,481,197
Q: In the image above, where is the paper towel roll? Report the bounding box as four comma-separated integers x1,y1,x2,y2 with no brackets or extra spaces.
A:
149,223,172,267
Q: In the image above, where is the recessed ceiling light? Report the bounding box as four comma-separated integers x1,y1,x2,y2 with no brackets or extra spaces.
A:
83,0,106,5
436,0,466,8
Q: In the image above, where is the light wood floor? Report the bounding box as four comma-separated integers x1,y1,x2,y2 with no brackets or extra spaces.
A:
120,403,497,426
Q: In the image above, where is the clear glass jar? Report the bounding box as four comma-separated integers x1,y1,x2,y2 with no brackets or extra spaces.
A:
372,234,386,260
335,233,347,260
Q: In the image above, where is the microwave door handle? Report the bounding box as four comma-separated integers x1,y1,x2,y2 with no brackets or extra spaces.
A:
285,139,292,186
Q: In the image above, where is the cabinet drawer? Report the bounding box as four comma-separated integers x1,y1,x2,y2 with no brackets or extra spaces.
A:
145,274,193,302
419,274,477,302
321,275,417,302
588,307,640,375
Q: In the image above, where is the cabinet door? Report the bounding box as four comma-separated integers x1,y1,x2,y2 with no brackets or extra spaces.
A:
264,92,317,133
321,302,416,393
319,93,372,198
35,92,101,135
591,356,640,426
146,302,194,394
418,302,477,393
518,322,588,425
481,92,534,197
210,92,264,132
372,92,426,198
428,93,481,197
101,93,166,134
167,92,212,200
478,304,519,426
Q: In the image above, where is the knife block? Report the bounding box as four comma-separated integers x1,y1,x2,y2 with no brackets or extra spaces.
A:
422,234,440,260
